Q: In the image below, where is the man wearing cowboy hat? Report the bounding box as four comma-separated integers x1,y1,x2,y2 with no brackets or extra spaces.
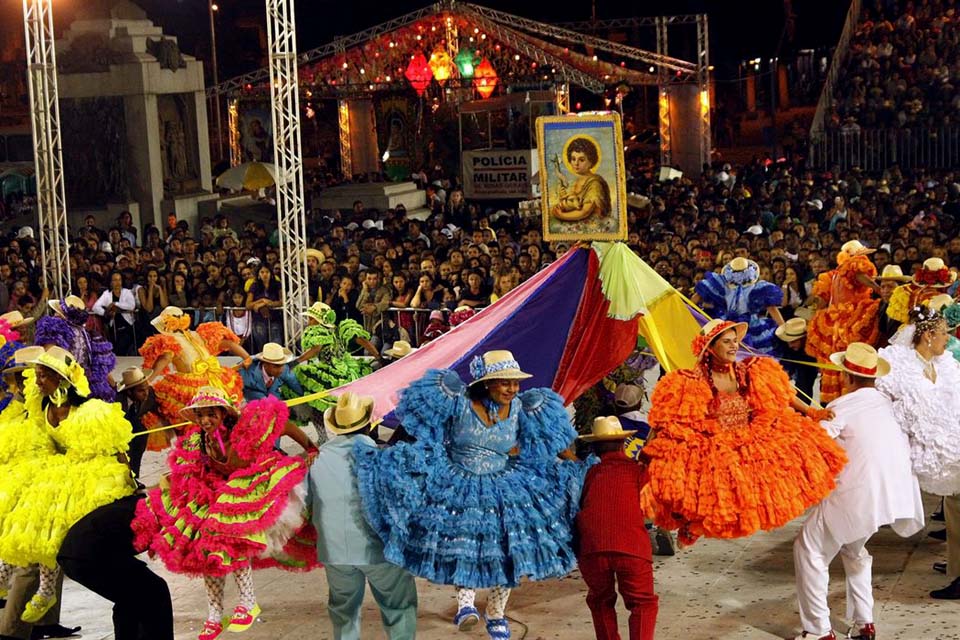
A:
876,265,911,344
776,317,818,401
240,342,303,403
790,343,924,640
116,366,162,479
576,417,658,640
305,393,418,640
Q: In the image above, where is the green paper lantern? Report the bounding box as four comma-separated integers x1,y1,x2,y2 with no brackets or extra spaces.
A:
454,47,479,79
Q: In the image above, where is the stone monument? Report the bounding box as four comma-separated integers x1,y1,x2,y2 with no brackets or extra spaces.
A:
56,0,217,232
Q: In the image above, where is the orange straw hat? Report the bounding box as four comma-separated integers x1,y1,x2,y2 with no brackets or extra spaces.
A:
692,319,747,362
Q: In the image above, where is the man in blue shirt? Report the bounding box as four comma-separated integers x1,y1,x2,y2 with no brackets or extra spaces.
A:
304,393,417,640
240,342,303,402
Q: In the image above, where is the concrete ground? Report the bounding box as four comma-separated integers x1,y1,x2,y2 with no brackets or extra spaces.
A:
55,445,959,640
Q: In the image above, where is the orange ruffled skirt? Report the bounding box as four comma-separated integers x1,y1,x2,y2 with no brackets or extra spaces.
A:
640,407,847,544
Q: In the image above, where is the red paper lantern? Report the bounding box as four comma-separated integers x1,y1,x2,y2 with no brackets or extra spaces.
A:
473,57,497,99
405,52,432,96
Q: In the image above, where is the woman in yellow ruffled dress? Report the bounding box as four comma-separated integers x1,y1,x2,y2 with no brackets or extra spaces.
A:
141,306,251,424
0,346,135,623
805,240,881,403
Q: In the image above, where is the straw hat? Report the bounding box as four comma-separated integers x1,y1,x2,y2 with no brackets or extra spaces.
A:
180,386,240,420
2,345,44,374
323,392,375,435
724,257,760,284
926,293,956,312
775,317,808,342
0,310,35,330
384,340,416,359
829,342,890,378
468,350,533,386
254,342,295,365
692,319,747,361
914,257,957,287
614,383,644,410
878,264,910,282
839,240,875,257
578,416,637,442
47,295,86,317
151,306,190,332
29,346,90,397
116,366,152,392
303,301,336,328
728,257,752,271
305,248,325,264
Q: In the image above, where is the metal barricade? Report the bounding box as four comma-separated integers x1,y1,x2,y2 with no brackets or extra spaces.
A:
808,126,960,171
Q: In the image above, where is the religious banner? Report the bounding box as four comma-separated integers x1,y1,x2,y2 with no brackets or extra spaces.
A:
536,112,628,242
462,149,535,200
238,102,274,163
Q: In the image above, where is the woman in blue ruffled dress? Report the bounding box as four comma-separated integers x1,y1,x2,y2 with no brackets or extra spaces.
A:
695,256,785,355
354,350,589,640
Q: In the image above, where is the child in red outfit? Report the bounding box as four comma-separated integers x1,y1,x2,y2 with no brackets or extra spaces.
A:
576,416,658,640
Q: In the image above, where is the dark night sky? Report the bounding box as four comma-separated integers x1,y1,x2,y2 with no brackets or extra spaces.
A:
0,0,851,85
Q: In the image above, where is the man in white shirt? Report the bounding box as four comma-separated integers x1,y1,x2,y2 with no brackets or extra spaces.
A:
92,272,138,355
789,343,925,640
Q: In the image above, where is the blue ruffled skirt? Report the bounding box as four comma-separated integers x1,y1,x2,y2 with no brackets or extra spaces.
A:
355,442,589,588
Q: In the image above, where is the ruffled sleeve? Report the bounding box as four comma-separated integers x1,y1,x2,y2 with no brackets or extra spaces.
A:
34,316,72,351
197,323,241,354
875,344,913,402
139,334,182,369
516,388,576,461
811,271,833,300
300,325,334,350
694,272,728,313
742,357,794,413
748,281,784,310
395,368,466,443
230,396,290,463
843,255,878,280
61,399,133,458
647,369,715,436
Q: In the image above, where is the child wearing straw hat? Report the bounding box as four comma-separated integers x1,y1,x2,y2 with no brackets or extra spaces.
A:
132,389,319,640
576,417,658,640
305,393,418,640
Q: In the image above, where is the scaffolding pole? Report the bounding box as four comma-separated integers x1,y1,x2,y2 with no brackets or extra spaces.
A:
656,16,671,168
265,0,309,348
696,13,712,168
23,0,70,300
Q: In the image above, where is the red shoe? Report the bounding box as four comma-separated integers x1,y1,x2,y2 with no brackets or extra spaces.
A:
226,604,261,633
198,620,224,640
788,632,836,640
847,623,876,640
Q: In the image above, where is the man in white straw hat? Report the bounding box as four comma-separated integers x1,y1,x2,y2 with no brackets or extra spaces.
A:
790,342,923,640
305,393,418,640
383,340,416,360
576,416,658,640
876,265,911,344
116,366,162,478
240,342,303,403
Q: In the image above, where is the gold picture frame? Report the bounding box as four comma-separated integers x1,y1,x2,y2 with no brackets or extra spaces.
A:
536,112,628,242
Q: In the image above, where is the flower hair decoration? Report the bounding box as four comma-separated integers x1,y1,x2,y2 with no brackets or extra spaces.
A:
469,355,486,381
916,267,952,286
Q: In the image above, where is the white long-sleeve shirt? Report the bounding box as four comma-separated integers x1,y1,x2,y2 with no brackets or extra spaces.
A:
92,288,137,326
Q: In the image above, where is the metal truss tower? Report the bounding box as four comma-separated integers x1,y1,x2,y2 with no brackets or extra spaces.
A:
23,0,70,299
265,0,309,348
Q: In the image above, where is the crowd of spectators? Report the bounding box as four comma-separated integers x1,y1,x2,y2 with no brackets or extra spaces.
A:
829,0,960,131
3,149,960,366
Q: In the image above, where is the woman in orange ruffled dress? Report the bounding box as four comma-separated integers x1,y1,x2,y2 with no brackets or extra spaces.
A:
140,306,251,424
805,240,881,403
640,319,847,546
